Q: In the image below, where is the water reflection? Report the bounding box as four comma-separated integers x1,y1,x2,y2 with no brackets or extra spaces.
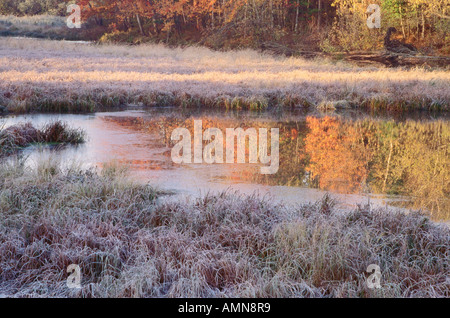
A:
1,108,448,218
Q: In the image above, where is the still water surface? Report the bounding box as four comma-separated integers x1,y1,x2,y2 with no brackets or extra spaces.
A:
2,108,448,215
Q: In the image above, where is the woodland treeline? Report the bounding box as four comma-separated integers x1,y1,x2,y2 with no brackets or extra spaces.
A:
0,0,449,52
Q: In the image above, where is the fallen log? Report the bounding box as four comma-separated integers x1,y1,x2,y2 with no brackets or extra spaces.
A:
260,42,449,68
340,52,450,68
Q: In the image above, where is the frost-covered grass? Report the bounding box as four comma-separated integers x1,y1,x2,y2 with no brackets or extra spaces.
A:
0,38,448,113
0,15,67,28
0,121,85,157
0,158,448,297
0,15,77,40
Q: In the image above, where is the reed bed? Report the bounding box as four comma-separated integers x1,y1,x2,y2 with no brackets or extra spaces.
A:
0,158,448,297
0,38,448,113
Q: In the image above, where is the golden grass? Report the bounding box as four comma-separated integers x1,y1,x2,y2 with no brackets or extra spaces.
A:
0,38,448,112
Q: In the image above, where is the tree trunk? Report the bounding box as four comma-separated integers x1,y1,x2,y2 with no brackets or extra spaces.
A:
270,0,274,29
317,0,321,32
421,11,425,39
136,14,144,36
399,4,406,38
152,12,159,35
222,0,227,23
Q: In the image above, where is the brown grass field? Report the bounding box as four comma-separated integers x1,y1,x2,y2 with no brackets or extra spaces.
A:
0,37,449,113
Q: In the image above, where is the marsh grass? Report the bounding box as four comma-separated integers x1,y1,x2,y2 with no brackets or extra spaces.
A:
0,121,85,157
0,15,67,39
0,38,448,113
0,159,448,298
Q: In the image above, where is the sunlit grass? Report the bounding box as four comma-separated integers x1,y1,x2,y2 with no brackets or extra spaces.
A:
0,38,448,113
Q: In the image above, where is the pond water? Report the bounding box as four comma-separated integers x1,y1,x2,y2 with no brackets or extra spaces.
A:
1,108,448,215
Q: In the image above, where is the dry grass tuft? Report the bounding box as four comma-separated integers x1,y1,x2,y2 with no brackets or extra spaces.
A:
0,121,85,157
0,159,448,297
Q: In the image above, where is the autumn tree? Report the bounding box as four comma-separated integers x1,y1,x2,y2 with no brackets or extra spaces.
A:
59,0,450,51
